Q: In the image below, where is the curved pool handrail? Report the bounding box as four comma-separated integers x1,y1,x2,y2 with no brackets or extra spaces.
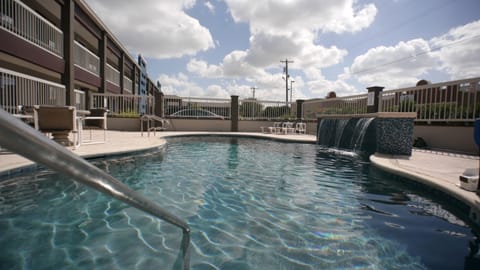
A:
0,109,190,270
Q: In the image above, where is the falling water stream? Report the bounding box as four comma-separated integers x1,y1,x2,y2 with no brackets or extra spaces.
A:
317,117,375,153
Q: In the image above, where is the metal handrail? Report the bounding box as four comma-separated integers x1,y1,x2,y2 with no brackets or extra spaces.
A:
0,109,190,270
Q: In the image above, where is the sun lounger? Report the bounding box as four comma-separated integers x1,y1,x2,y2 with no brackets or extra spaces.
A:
34,105,79,148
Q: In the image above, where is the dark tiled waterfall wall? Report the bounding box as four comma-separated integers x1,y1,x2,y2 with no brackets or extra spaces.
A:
317,115,415,156
374,118,414,156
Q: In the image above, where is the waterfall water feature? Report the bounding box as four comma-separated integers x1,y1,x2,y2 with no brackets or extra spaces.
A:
334,119,349,147
317,117,375,153
351,118,375,151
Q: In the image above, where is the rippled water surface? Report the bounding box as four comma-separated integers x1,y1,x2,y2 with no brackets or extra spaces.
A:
0,137,477,269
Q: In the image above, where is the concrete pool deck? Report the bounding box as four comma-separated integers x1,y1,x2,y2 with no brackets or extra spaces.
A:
370,150,480,223
1,130,479,221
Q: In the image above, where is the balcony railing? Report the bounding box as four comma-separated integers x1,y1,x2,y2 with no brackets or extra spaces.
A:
106,64,120,86
0,0,63,57
380,77,480,122
74,41,100,75
0,67,65,114
90,93,154,117
74,89,86,110
123,76,133,93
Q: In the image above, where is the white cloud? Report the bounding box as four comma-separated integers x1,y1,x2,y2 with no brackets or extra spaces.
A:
348,20,480,89
245,31,347,70
187,58,223,77
183,0,361,99
204,1,215,13
431,20,480,79
158,73,205,96
225,0,377,35
84,0,214,59
349,39,438,88
205,85,230,98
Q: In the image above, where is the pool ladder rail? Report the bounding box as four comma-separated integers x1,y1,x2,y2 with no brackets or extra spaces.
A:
0,109,191,270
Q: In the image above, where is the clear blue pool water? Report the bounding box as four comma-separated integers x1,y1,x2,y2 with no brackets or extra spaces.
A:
0,136,478,269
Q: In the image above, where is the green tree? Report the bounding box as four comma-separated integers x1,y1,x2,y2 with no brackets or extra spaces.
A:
240,99,264,118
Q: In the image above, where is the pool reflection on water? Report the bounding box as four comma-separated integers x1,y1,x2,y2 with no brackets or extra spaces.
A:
0,137,479,269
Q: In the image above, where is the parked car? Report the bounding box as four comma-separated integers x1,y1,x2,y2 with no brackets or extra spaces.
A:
170,109,224,119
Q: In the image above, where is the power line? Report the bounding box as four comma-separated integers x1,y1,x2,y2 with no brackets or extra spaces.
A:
351,34,480,75
351,0,458,52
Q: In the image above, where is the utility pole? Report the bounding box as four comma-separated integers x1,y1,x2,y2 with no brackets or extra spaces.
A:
290,80,295,103
251,86,257,99
281,58,293,107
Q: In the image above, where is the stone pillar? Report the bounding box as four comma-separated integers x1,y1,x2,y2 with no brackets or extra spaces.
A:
154,90,164,117
374,115,415,156
296,99,305,120
120,53,125,94
99,32,107,93
367,86,384,113
231,95,239,132
133,66,138,95
62,0,74,105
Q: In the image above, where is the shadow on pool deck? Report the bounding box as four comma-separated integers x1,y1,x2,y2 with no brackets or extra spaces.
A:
1,130,479,220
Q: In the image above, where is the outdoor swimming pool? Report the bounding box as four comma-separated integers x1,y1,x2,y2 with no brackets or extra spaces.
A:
0,136,478,269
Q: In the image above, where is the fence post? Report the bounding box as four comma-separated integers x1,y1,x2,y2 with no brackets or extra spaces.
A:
296,99,305,119
366,86,384,113
231,95,239,132
154,91,164,117
62,0,75,106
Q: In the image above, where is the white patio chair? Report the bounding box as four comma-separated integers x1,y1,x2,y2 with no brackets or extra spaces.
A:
295,122,306,134
282,122,295,134
82,108,108,145
268,122,282,134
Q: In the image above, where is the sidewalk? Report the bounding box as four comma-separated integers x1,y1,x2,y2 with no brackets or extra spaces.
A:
370,149,480,223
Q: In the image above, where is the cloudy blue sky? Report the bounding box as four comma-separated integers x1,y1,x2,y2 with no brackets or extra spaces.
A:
84,0,480,101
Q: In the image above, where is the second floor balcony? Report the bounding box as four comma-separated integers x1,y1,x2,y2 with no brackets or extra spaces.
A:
1,0,63,57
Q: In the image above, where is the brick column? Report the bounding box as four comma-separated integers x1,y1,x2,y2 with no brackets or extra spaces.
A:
366,86,384,113
231,95,239,132
99,32,107,93
62,0,74,105
296,99,305,120
120,53,125,94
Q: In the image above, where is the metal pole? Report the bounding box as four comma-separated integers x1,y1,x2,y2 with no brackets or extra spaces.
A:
281,59,293,107
290,80,295,104
0,109,191,269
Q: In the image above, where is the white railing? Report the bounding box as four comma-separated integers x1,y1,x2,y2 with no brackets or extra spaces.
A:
0,0,63,57
74,41,100,75
90,93,154,117
301,94,368,120
239,99,294,120
0,67,65,114
165,96,231,119
380,77,480,122
123,76,132,93
106,63,120,86
74,89,86,110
